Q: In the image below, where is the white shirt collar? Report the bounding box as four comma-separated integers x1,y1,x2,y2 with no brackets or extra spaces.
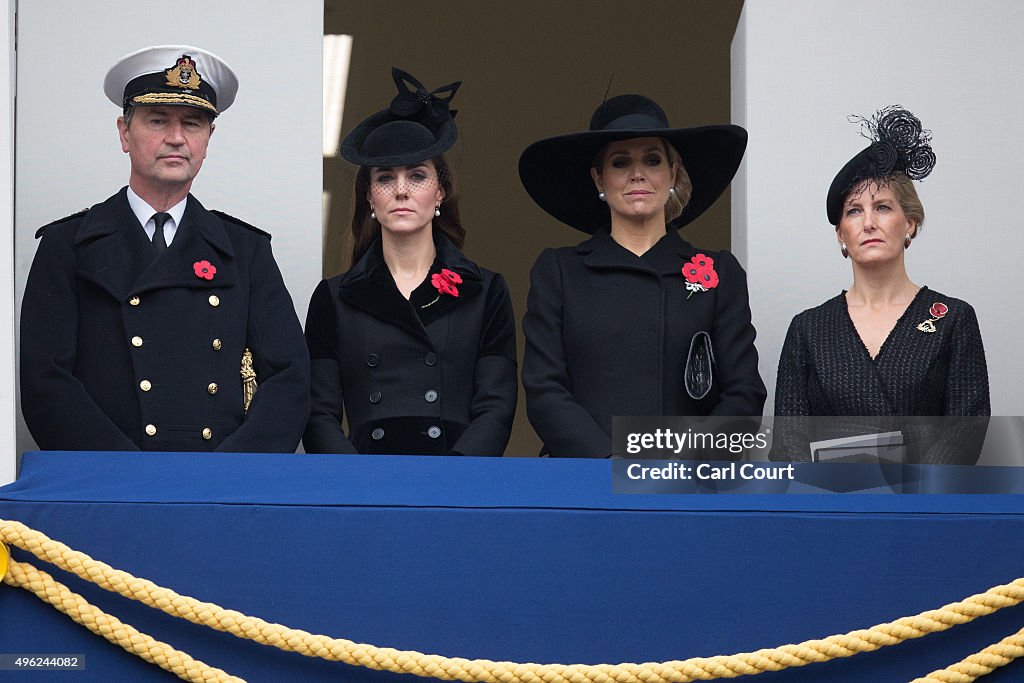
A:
126,186,188,245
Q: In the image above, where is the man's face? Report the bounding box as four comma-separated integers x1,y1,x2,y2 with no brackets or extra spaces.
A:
117,105,214,196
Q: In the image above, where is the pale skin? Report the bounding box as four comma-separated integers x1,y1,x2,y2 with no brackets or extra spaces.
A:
591,137,679,256
367,160,445,299
117,105,214,211
835,181,920,359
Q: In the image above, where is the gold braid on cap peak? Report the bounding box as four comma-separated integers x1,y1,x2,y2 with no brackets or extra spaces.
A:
131,92,217,113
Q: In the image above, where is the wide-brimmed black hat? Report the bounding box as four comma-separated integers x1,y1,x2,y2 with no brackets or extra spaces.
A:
340,68,460,167
518,94,747,233
826,105,936,225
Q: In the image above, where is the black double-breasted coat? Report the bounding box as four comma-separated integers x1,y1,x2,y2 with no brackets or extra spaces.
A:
20,188,310,452
303,235,517,456
522,228,766,457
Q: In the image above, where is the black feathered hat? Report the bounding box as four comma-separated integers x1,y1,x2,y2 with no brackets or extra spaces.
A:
518,94,747,233
340,68,460,167
826,106,936,225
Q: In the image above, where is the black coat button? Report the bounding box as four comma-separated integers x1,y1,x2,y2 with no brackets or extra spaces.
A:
424,389,438,403
424,352,438,366
427,426,441,439
367,353,379,367
369,391,382,404
371,427,385,440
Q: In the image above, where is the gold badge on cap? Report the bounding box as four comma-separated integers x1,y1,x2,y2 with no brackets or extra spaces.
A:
165,55,202,90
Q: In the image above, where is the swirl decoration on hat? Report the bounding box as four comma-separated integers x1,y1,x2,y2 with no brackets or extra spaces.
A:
388,68,460,129
848,105,936,181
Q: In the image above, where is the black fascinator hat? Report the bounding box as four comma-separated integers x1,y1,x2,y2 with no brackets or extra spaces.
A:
518,94,747,233
340,68,460,167
826,105,936,225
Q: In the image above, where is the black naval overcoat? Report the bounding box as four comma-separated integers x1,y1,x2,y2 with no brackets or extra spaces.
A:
522,228,766,457
303,235,517,456
20,188,310,452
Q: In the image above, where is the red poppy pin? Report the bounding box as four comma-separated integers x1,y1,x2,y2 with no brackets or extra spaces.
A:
441,268,462,285
422,268,461,308
193,260,217,281
682,254,719,299
916,301,948,333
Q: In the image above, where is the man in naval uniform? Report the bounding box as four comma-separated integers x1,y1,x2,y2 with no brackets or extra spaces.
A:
20,45,310,452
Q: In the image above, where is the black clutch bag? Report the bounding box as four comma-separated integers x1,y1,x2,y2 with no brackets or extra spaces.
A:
684,331,715,400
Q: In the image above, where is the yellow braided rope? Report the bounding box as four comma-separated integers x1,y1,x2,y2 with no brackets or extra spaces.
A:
2,518,1022,682
2,558,242,682
912,626,1024,683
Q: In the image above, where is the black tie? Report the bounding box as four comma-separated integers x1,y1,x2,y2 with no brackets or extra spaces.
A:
152,212,171,254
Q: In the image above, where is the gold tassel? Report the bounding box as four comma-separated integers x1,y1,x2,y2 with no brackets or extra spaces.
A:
241,348,258,413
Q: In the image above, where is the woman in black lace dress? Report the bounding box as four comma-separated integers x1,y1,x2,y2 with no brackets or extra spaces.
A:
773,107,989,464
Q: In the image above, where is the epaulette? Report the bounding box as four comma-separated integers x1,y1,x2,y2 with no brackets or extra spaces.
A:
35,208,89,239
211,210,272,240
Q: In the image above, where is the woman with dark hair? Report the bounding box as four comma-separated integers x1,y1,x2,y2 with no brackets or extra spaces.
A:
773,106,989,464
303,68,516,456
518,94,766,457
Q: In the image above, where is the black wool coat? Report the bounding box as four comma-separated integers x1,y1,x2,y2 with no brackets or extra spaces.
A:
303,235,517,456
20,188,310,452
522,228,766,457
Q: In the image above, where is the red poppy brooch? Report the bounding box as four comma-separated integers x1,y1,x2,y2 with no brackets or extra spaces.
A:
682,254,719,299
423,268,462,308
193,260,217,281
916,302,948,333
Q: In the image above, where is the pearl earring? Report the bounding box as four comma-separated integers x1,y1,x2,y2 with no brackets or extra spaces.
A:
370,210,376,221
668,187,676,196
598,191,606,202
434,206,441,217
